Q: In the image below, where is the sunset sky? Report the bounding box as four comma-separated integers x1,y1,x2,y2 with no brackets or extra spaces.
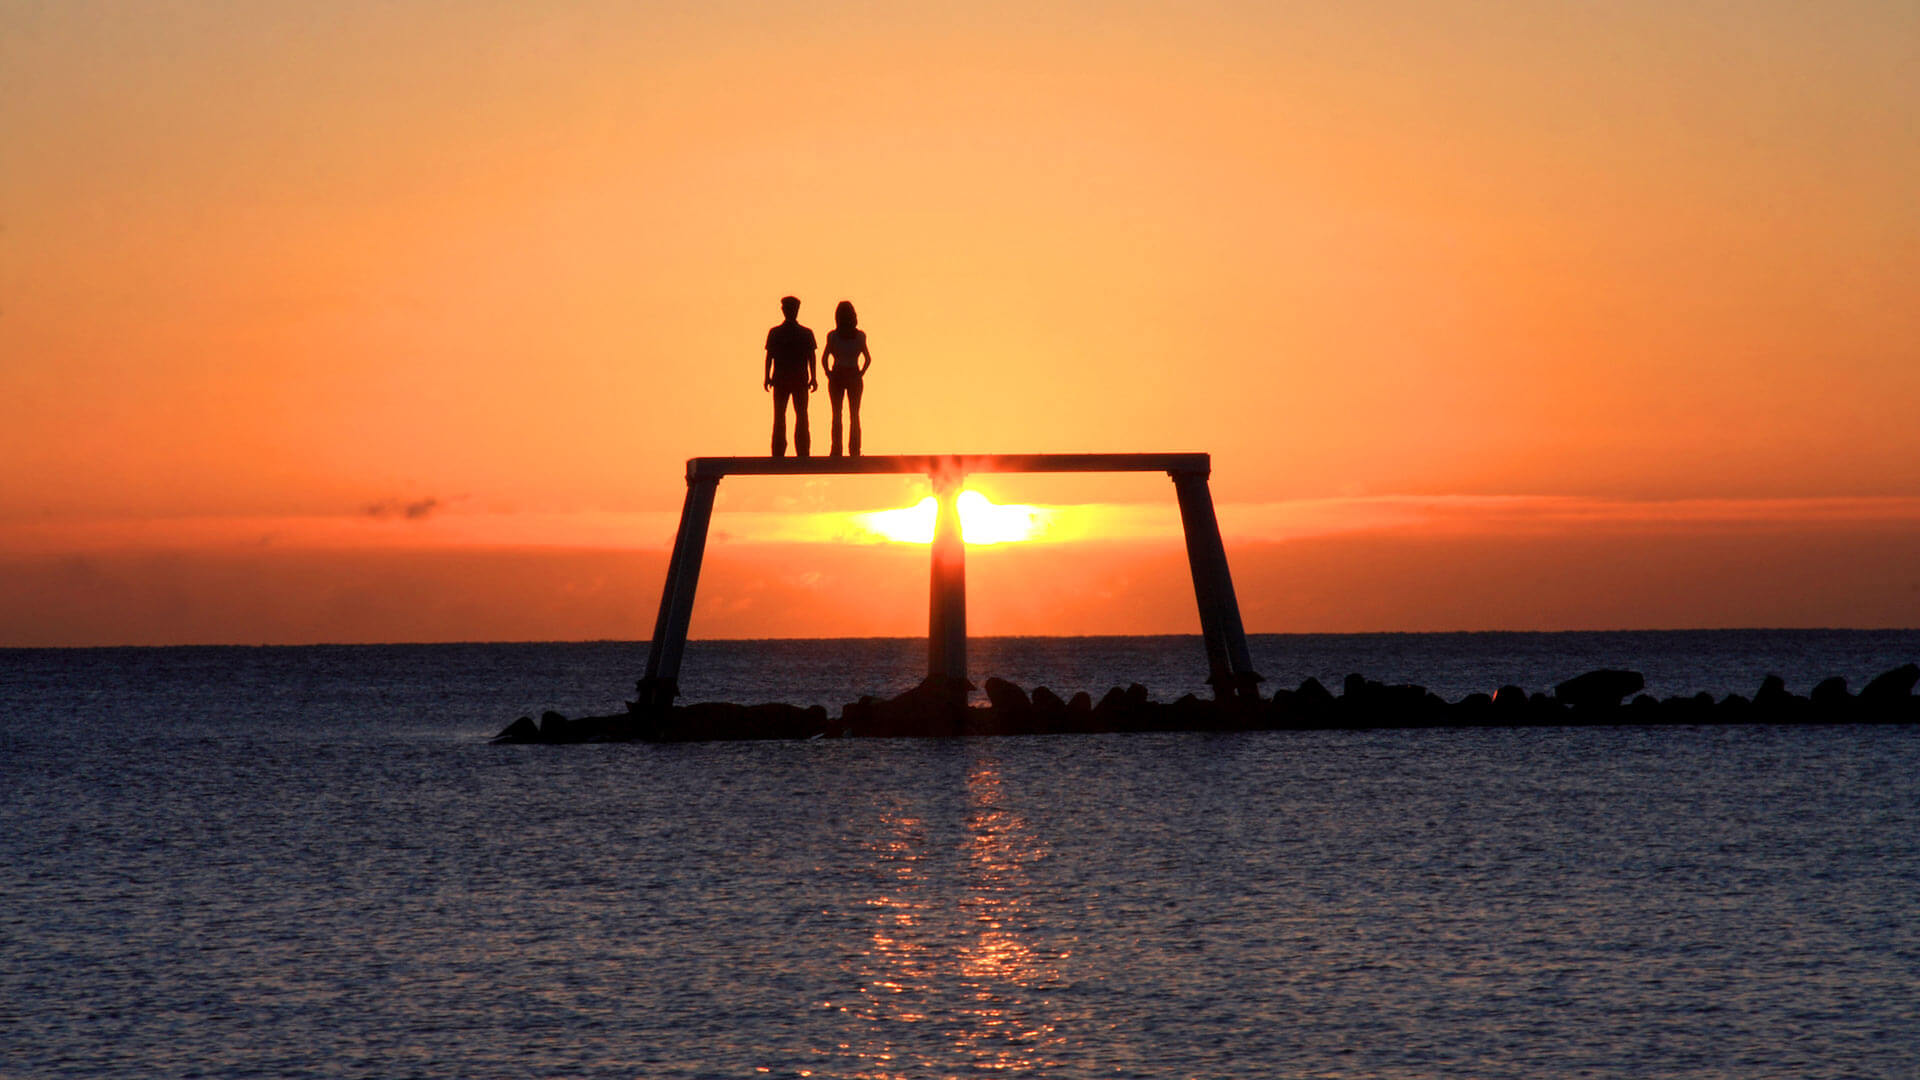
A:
4,0,1917,645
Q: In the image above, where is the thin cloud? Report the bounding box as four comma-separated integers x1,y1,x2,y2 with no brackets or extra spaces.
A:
363,497,442,521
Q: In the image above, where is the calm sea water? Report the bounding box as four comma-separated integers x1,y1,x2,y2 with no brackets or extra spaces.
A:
4,632,1919,1078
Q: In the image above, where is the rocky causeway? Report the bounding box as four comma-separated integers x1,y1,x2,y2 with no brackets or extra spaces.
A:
493,663,1920,744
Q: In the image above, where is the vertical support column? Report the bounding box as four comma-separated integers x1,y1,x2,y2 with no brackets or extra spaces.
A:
1171,469,1260,701
926,468,968,703
638,471,720,709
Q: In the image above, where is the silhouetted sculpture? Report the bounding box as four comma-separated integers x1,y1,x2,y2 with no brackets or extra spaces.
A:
764,296,817,457
822,300,873,457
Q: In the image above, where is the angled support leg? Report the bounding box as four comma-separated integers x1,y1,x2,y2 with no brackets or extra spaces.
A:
1172,469,1261,701
926,468,968,706
638,474,720,709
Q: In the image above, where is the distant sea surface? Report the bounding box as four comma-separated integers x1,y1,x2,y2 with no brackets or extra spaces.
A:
4,631,1919,1078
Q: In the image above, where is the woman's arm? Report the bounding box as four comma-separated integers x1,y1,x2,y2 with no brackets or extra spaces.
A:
820,330,839,376
858,333,872,376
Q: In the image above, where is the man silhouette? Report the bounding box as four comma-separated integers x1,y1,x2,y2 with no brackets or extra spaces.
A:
764,295,817,457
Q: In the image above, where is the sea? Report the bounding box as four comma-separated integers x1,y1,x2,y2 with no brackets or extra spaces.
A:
3,630,1918,1079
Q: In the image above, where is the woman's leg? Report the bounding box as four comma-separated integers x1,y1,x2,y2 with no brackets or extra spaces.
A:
846,379,863,457
828,380,846,457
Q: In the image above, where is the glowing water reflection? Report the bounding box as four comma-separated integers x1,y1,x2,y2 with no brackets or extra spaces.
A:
832,753,1072,1077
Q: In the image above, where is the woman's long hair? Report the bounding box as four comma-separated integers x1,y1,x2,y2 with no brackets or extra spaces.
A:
834,300,858,334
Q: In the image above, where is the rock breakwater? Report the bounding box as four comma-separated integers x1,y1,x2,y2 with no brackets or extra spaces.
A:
492,663,1919,744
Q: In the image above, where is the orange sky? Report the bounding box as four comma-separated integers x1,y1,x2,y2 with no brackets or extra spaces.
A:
3,1,1916,645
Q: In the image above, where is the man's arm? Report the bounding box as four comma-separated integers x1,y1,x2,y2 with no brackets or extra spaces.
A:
764,347,774,391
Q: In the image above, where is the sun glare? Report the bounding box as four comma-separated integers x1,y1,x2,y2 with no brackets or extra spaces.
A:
853,491,1048,545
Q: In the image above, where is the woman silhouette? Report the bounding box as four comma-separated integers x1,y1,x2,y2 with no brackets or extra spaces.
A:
822,300,873,457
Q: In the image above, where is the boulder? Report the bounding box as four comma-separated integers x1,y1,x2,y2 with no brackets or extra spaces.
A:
1810,676,1852,709
1752,674,1807,719
982,677,1032,715
1092,687,1130,723
1553,670,1645,709
1295,677,1335,708
1491,685,1530,712
492,715,540,743
1169,692,1213,729
841,678,967,738
539,711,571,740
1029,686,1069,730
1861,663,1919,704
1754,674,1792,708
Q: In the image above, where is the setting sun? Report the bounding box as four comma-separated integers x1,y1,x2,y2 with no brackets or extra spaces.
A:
853,491,1049,546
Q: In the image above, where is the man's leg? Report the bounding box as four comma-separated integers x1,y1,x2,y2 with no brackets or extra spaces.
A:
828,381,845,457
793,388,811,458
771,386,789,457
847,380,863,457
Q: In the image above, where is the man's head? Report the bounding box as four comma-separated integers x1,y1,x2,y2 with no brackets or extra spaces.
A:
780,296,800,318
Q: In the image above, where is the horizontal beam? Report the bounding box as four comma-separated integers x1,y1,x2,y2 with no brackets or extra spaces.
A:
688,452,1209,481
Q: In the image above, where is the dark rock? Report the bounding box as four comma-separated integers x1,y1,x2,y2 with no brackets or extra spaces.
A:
842,678,965,738
539,711,571,740
1720,693,1752,720
1029,686,1069,730
1066,691,1094,716
1170,693,1212,729
983,677,1032,715
492,716,540,743
960,705,1010,737
1454,693,1492,726
673,701,833,740
1491,685,1529,711
1861,663,1919,703
1810,676,1852,709
1754,674,1791,707
1092,687,1130,724
567,714,616,741
1659,693,1716,723
1270,684,1320,727
1296,677,1335,708
1752,673,1810,721
1125,683,1151,706
1553,670,1645,709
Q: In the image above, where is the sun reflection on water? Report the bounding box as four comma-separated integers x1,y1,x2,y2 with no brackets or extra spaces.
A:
828,755,1071,1077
